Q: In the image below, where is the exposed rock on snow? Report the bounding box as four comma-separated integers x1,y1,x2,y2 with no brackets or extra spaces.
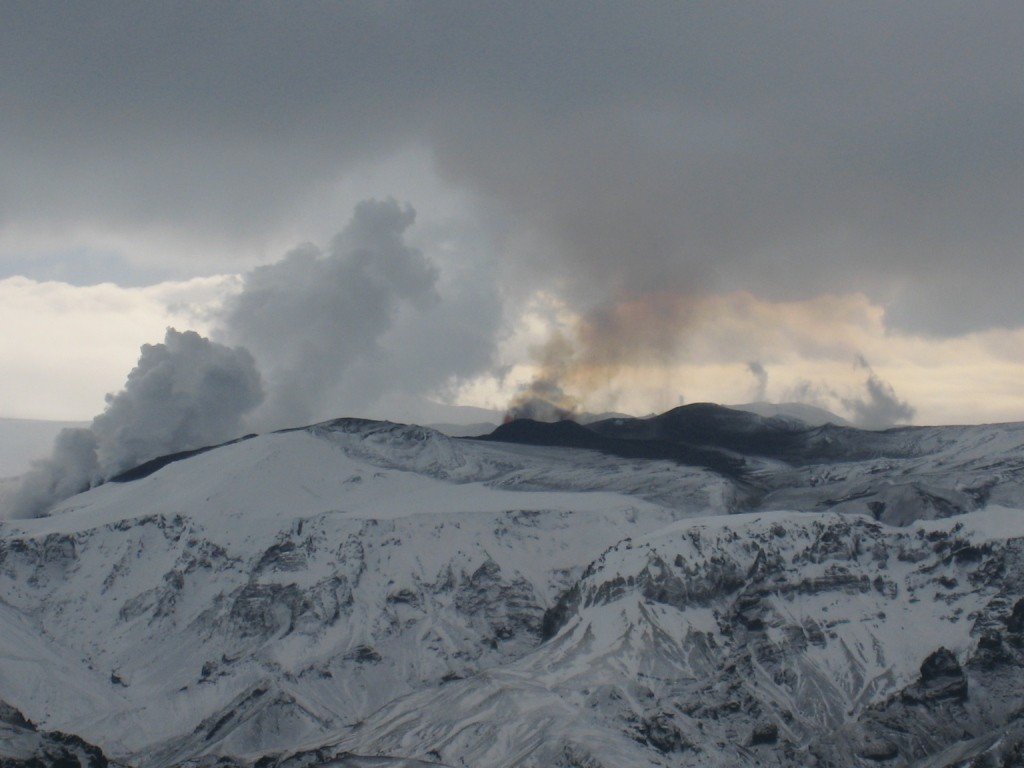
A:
1,413,1024,766
0,699,114,768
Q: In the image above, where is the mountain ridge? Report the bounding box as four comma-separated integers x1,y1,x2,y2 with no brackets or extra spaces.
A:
2,413,1024,766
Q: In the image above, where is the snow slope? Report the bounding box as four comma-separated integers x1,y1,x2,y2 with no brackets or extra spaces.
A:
729,401,850,426
0,421,725,763
1,415,1024,766
310,509,1024,766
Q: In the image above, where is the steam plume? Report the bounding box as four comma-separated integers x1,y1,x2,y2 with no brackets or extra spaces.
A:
747,361,768,401
91,329,263,475
7,428,100,520
219,198,442,430
7,329,263,518
843,355,915,429
5,197,502,518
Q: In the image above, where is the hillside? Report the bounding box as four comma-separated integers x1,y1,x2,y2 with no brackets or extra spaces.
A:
0,412,1023,766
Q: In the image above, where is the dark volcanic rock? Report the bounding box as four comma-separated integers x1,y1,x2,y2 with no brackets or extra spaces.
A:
749,721,779,745
901,647,968,704
477,417,746,477
638,713,691,753
856,733,899,762
109,434,257,482
1006,597,1024,634
589,402,941,465
0,700,111,768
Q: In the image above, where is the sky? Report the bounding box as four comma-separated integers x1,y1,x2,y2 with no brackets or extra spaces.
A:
3,2,1023,428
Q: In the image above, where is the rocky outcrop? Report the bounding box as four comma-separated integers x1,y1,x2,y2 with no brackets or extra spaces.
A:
3,416,1024,767
0,701,113,768
319,511,1024,768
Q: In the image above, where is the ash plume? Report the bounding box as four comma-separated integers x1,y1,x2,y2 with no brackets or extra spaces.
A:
7,329,263,518
505,397,576,423
506,291,696,419
574,292,696,375
843,355,916,429
505,333,579,422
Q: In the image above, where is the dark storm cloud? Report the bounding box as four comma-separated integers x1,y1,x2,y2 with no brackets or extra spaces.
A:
1,2,1022,332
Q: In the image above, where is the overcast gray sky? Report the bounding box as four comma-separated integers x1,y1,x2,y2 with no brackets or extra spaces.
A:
3,2,1023,425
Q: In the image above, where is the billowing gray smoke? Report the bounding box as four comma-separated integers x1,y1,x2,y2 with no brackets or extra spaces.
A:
844,356,915,429
91,329,264,474
219,198,495,430
506,396,577,423
6,198,501,518
7,428,100,520
504,333,579,422
8,329,263,518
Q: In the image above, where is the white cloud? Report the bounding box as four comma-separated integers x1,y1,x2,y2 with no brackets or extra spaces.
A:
5,274,1024,428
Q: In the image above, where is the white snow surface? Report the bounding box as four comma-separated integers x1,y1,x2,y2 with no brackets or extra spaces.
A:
1,417,1023,766
0,421,724,762
321,508,1024,766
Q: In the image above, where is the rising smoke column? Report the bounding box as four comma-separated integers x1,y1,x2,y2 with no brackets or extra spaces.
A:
90,329,264,475
7,428,100,520
747,361,768,401
7,329,263,518
505,332,579,421
843,355,915,429
506,290,697,419
5,197,503,518
219,198,442,430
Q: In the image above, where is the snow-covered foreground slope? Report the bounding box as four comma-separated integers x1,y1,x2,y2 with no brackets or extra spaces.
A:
317,509,1024,767
0,421,726,764
2,417,1024,766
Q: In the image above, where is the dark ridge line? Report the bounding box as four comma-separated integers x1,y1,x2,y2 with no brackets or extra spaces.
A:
101,403,1009,487
105,416,411,485
469,417,748,478
108,434,258,483
468,402,956,469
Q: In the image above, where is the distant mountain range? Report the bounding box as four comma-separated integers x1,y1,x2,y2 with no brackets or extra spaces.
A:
726,400,851,426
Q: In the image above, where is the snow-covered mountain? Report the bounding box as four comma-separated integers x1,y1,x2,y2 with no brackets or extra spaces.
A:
2,407,1024,767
